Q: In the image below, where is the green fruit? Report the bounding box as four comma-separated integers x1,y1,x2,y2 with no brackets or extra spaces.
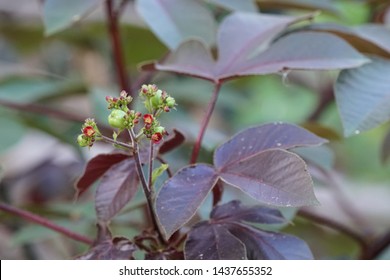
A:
150,90,162,108
165,96,176,108
108,109,127,129
77,134,89,147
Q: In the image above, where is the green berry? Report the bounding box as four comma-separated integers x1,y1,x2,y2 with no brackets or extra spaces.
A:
150,90,162,108
77,134,89,147
165,96,176,108
108,109,127,129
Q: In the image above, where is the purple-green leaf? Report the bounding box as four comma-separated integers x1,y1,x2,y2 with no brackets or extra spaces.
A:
95,159,139,223
155,40,215,81
156,164,219,239
207,0,257,12
228,223,314,259
214,122,327,168
228,32,369,78
75,153,130,199
215,12,304,77
219,149,318,207
184,222,247,260
335,56,390,136
135,0,217,50
211,200,286,224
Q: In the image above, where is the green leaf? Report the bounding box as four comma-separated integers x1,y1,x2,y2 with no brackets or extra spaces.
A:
0,108,25,153
151,164,169,185
43,0,102,36
335,56,390,136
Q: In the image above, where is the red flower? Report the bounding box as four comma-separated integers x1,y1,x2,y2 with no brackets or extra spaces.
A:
83,126,95,137
151,132,163,144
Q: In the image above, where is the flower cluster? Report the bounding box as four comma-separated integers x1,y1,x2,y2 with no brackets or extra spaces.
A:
77,118,100,147
142,114,167,144
106,91,141,131
140,84,176,113
77,85,175,148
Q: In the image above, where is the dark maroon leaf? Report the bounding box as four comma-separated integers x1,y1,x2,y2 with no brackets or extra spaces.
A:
228,223,314,259
184,222,247,260
145,249,184,260
77,237,138,260
219,149,318,207
159,129,185,154
156,164,219,239
211,200,286,224
228,32,369,78
75,153,130,199
95,159,139,223
214,122,327,168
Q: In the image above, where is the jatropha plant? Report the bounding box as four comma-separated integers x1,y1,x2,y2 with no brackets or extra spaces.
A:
75,84,327,260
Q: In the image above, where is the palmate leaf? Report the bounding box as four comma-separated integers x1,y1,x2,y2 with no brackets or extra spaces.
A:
184,200,313,260
151,12,368,82
156,123,325,239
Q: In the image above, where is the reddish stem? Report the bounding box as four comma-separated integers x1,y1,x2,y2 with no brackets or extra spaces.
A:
190,82,222,164
105,0,131,97
0,202,93,245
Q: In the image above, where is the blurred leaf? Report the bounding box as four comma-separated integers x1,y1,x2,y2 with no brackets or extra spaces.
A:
301,122,341,141
135,0,217,50
0,109,25,153
75,153,131,198
228,223,314,259
184,222,247,260
257,0,338,13
381,128,390,164
207,0,257,12
89,87,115,125
0,78,85,103
43,0,102,36
78,237,137,260
293,145,335,171
158,129,185,154
156,164,219,239
335,56,390,136
211,200,286,224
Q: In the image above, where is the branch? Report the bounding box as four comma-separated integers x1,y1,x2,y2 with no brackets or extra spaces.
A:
105,0,131,97
0,202,93,245
190,82,222,164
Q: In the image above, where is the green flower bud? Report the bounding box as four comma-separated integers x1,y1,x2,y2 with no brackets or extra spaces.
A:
150,90,163,108
108,109,127,129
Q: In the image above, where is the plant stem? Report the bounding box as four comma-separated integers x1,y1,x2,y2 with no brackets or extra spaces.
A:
105,0,131,97
148,140,155,192
100,134,133,150
190,82,222,164
0,202,93,245
128,129,166,244
298,209,369,251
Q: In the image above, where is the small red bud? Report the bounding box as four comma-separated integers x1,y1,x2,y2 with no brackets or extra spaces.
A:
83,126,95,137
143,114,154,125
151,132,163,144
